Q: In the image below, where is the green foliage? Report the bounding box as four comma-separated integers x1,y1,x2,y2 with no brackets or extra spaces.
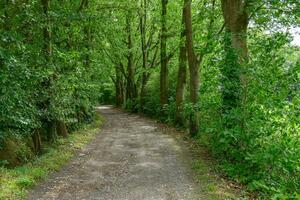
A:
0,0,104,149
202,30,300,198
0,114,102,200
0,0,299,199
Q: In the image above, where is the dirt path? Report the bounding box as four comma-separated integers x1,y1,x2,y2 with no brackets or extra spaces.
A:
27,106,203,200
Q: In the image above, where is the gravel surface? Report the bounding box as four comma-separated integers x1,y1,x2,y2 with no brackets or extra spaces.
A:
27,106,202,200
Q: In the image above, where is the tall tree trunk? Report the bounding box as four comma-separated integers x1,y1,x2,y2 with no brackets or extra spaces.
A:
175,12,187,126
221,0,249,130
46,120,57,142
126,12,137,112
31,130,42,154
76,0,92,121
160,0,168,107
115,65,124,106
140,0,148,111
183,0,200,137
41,0,57,141
56,120,68,138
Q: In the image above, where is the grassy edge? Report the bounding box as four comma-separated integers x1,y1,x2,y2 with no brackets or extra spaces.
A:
176,133,251,200
190,148,250,200
0,113,104,200
155,122,251,200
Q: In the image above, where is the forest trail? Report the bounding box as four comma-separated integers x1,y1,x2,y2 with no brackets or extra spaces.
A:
27,106,203,200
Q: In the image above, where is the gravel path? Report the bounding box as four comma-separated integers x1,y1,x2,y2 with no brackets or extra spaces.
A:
27,106,201,200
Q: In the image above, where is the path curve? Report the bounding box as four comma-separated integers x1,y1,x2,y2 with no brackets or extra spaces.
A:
28,106,201,200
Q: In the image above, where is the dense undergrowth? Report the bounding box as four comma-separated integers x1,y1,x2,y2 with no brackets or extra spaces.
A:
0,114,102,200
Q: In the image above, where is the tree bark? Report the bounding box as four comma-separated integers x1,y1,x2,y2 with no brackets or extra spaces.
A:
160,0,168,107
139,0,148,111
56,120,68,138
115,64,124,106
46,120,57,142
41,0,57,142
175,12,187,126
140,76,147,110
183,0,200,137
31,130,42,154
76,0,92,122
221,0,249,129
126,12,137,112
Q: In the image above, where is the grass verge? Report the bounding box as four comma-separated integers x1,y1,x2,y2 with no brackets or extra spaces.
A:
157,123,251,200
0,114,103,200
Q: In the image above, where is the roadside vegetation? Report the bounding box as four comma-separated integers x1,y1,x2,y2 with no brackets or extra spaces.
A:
1,1,107,198
0,114,102,200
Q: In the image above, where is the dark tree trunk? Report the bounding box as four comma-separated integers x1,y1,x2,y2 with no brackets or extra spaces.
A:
139,0,148,111
160,0,168,107
56,120,68,138
126,12,137,112
41,0,57,142
175,12,187,126
46,120,57,142
183,0,200,137
76,0,92,122
115,65,124,106
31,130,42,154
140,77,147,110
221,0,249,129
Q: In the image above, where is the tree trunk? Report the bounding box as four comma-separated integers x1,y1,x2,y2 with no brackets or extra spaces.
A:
115,65,124,106
41,0,57,142
126,12,137,112
56,120,68,138
175,12,187,126
46,120,57,142
139,0,148,111
221,0,249,129
160,0,168,107
31,130,42,154
76,0,92,122
183,0,200,137
140,77,147,110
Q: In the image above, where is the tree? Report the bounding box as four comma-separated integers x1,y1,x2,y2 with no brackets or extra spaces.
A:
183,0,201,136
175,11,187,126
220,0,249,130
125,11,138,112
40,0,58,142
139,0,148,110
160,0,168,107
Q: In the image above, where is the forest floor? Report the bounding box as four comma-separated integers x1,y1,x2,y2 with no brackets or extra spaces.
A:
27,106,242,200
